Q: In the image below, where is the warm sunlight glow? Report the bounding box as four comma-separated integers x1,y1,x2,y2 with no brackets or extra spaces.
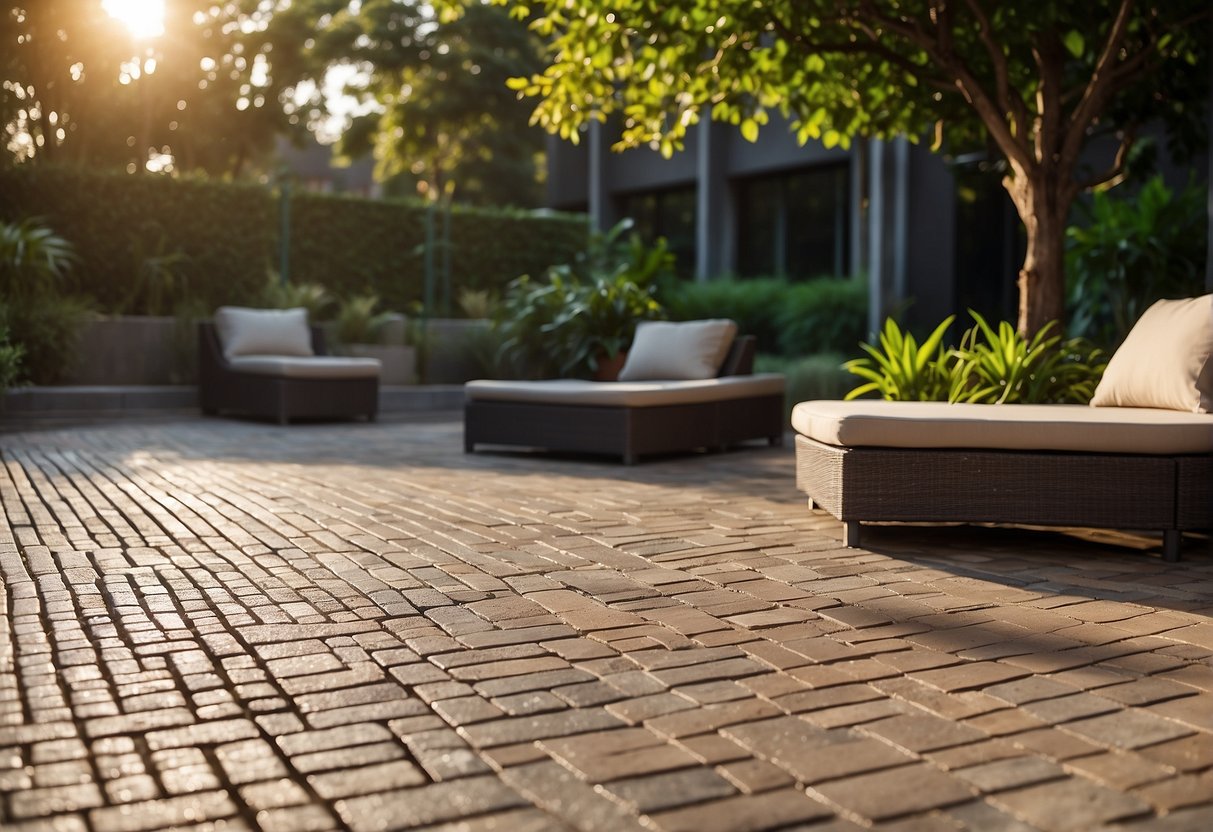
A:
102,0,165,39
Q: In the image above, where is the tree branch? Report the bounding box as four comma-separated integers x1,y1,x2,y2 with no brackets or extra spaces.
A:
1060,0,1136,167
1071,126,1137,199
1032,32,1064,168
856,0,1033,170
960,0,1029,146
767,18,955,95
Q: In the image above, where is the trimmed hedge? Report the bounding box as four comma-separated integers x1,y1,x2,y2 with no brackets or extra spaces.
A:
1,167,272,313
0,166,588,314
661,276,868,357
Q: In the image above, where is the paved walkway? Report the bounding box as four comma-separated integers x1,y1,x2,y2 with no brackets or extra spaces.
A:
1,415,1210,832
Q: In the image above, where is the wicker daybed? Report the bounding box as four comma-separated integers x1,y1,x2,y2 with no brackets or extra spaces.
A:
465,327,785,464
199,308,380,424
792,294,1213,562
792,400,1213,561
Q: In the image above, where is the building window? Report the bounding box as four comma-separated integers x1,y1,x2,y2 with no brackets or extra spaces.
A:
616,186,696,279
953,162,1020,323
737,164,849,280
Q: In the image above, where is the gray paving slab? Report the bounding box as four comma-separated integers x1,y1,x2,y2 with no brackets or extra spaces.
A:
0,415,1210,831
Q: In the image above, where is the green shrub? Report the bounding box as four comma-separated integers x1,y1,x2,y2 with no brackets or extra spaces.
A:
0,168,271,312
0,166,587,315
1067,175,1207,346
660,278,789,353
755,352,851,418
844,312,1106,403
661,276,867,356
7,294,92,385
0,216,90,384
0,305,24,392
775,278,869,356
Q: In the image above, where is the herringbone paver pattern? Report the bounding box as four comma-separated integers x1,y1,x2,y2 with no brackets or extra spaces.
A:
1,415,1211,831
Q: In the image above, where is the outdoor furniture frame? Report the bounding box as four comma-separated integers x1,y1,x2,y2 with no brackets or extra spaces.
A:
792,402,1213,562
198,322,379,424
465,336,785,464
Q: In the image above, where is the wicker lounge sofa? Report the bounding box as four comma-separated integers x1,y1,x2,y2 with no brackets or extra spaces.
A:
792,295,1213,561
465,322,785,463
199,307,380,424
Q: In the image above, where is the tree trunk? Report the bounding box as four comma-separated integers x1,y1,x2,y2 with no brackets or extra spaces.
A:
1008,174,1070,336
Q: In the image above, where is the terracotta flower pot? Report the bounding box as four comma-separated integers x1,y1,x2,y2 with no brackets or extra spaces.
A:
594,351,628,381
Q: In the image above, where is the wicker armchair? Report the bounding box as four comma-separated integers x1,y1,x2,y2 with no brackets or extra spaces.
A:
198,320,379,424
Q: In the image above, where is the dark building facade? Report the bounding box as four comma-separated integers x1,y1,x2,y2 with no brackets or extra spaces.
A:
546,117,1039,334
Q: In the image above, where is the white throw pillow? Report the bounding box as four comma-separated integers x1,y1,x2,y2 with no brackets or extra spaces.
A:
213,306,314,360
617,319,738,381
1090,294,1213,413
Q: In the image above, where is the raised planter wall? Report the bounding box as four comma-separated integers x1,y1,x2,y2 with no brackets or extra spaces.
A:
56,315,489,386
64,315,190,386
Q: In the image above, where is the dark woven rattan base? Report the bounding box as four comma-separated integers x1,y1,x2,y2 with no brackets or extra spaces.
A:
795,434,1211,548
465,395,784,464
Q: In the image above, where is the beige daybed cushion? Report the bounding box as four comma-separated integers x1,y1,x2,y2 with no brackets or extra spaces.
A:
228,355,380,379
1090,294,1213,413
214,306,314,360
791,400,1213,455
466,374,784,408
617,319,738,381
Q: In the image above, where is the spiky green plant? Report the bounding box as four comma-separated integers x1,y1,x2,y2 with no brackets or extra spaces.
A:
949,312,1105,404
0,217,76,299
334,293,394,345
843,316,956,401
260,273,334,321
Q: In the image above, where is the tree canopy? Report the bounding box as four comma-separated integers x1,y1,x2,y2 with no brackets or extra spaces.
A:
491,0,1210,332
286,0,546,206
3,2,548,206
2,1,298,176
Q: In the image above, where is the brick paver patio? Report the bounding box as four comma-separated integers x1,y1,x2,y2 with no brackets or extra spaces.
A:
1,414,1210,831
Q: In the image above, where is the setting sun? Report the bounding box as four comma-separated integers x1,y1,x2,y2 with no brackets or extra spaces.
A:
102,0,165,39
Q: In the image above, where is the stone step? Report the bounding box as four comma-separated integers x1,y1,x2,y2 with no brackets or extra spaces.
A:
1,384,466,421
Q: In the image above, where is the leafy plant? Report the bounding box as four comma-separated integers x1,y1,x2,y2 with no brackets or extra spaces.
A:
844,316,957,401
334,293,394,345
457,287,496,319
845,312,1107,404
5,294,92,385
0,305,25,392
1067,175,1208,346
118,227,190,316
554,272,666,375
494,220,670,378
259,273,335,321
0,218,88,385
0,217,76,299
949,312,1106,404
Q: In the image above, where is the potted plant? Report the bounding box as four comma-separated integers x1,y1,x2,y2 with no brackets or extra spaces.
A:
495,219,673,379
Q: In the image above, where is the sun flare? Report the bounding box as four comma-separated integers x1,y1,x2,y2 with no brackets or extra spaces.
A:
102,0,165,39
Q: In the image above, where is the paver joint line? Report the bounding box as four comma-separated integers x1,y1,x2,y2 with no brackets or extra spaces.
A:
0,415,1210,832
